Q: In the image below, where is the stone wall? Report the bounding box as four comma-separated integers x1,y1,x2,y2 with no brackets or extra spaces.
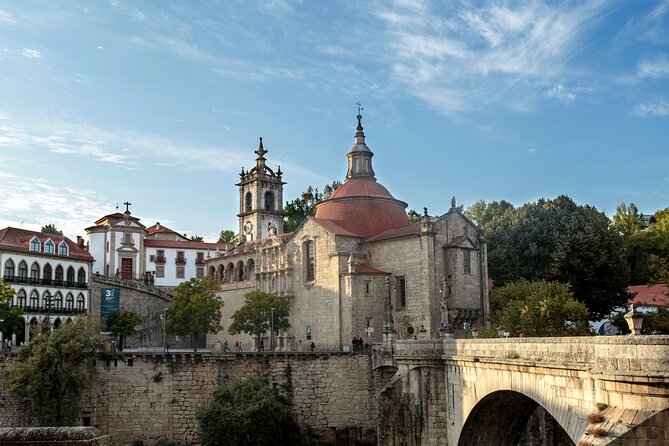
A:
80,352,373,445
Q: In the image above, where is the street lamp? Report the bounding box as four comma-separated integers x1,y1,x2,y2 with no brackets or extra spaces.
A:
270,307,275,352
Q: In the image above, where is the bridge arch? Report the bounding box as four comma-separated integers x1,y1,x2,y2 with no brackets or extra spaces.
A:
458,390,573,446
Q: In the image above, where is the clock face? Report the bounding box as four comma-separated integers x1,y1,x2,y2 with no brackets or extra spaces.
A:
244,222,253,233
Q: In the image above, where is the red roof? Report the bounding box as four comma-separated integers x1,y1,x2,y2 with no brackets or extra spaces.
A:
309,217,363,237
146,223,183,237
314,178,409,238
144,239,233,251
0,227,93,262
364,223,421,242
627,285,669,307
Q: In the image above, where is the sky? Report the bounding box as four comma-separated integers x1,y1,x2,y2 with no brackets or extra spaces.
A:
1,0,668,241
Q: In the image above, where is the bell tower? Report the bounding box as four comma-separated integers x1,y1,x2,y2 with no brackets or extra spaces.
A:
237,137,286,241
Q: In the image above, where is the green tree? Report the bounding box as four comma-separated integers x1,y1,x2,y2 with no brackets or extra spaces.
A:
612,202,644,237
8,318,103,425
190,235,204,242
407,209,422,224
283,181,341,232
229,290,290,347
465,199,515,230
624,207,669,284
164,277,223,352
486,195,629,320
649,254,669,285
217,229,239,244
105,309,142,351
197,376,302,446
40,224,63,235
490,280,591,337
0,280,24,337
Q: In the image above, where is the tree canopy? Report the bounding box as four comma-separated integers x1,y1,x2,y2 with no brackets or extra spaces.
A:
217,229,239,244
0,280,24,336
40,224,63,235
190,235,204,242
229,290,290,339
283,181,341,232
486,195,629,320
164,277,223,350
623,207,669,284
8,318,103,425
489,280,591,337
612,202,644,237
197,377,302,446
105,309,142,351
464,199,515,230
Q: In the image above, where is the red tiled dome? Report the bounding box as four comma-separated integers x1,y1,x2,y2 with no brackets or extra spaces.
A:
315,178,409,238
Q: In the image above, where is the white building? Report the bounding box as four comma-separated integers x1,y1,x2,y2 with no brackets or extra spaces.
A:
0,227,93,344
84,207,232,288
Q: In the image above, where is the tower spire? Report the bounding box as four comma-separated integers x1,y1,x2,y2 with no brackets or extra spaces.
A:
345,105,375,181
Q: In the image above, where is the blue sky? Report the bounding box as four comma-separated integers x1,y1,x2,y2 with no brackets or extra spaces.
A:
1,0,668,241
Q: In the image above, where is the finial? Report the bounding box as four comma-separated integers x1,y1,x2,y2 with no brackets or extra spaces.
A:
356,101,364,129
255,137,267,161
451,196,456,210
423,207,428,217
277,165,282,176
240,166,245,177
123,201,132,213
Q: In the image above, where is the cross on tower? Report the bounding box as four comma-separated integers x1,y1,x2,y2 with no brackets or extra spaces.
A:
356,101,363,116
123,201,132,213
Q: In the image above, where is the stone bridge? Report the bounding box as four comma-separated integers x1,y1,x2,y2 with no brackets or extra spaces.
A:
375,336,669,446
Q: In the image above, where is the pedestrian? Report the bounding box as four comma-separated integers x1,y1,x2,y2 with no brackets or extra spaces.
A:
310,341,315,352
235,340,240,352
224,340,231,352
298,339,302,352
352,337,356,352
259,339,264,352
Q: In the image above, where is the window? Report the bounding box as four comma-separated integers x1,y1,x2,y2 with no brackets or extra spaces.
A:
66,293,74,311
463,250,471,275
176,251,185,264
45,240,54,254
122,233,133,245
58,242,68,256
196,267,204,279
18,261,28,281
77,267,86,285
54,292,63,310
43,264,52,284
55,265,64,284
176,266,184,279
196,252,204,263
237,261,245,281
365,280,372,296
156,265,164,278
30,237,41,252
208,266,216,279
30,263,40,282
397,277,406,309
245,191,252,212
4,259,14,279
67,266,75,286
304,240,315,282
42,291,52,311
76,294,85,312
17,289,26,309
264,191,274,211
30,290,39,309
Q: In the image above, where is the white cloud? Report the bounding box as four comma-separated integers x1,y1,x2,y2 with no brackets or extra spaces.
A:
637,54,669,79
20,48,42,58
375,0,611,115
546,85,576,104
630,98,669,117
0,9,14,24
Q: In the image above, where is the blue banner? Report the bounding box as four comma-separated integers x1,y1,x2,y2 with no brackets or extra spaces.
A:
100,288,120,322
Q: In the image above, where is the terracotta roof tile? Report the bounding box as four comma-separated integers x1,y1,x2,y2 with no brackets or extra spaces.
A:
354,263,389,274
0,227,93,262
627,285,669,307
364,223,421,242
308,217,363,237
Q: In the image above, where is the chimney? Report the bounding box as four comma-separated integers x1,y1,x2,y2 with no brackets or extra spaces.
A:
156,222,161,230
77,236,85,248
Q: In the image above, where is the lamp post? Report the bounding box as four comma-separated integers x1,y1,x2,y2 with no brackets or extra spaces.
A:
270,307,275,352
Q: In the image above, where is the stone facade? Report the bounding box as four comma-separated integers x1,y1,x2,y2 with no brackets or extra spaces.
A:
206,115,490,351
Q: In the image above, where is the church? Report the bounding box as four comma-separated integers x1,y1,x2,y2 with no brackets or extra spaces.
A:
206,114,490,350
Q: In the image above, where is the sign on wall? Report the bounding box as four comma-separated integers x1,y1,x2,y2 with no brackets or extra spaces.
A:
100,288,120,323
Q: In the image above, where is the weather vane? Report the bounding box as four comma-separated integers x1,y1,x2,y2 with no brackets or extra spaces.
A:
356,101,363,116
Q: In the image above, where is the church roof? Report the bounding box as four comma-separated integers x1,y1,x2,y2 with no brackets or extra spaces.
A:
308,217,363,237
364,223,421,243
354,263,389,275
0,227,93,262
627,285,669,307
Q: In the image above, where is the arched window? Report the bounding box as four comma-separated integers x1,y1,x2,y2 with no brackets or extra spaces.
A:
264,191,274,211
43,264,52,285
53,318,62,330
208,266,216,279
247,259,255,281
218,265,225,283
17,289,26,309
42,291,52,311
76,294,85,312
303,240,315,282
65,293,74,311
66,266,75,286
245,191,252,212
237,261,245,281
18,261,28,282
54,292,63,311
58,242,68,256
55,265,64,285
45,240,55,254
77,267,86,286
226,262,235,282
30,290,39,310
30,262,40,283
30,237,41,252
4,259,14,280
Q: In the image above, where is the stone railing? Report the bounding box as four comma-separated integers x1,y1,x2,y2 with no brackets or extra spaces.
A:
446,336,669,372
92,276,172,301
394,339,444,357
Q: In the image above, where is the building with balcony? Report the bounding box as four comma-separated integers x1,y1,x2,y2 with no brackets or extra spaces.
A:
0,227,93,344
